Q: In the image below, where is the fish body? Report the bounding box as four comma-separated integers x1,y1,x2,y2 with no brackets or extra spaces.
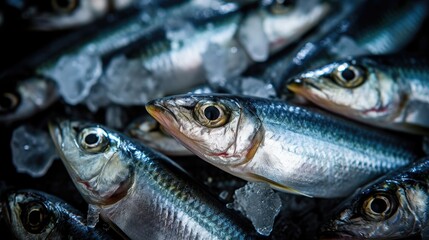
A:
0,76,58,124
275,0,428,91
146,94,423,198
2,190,113,239
321,157,429,239
49,120,250,239
288,55,429,135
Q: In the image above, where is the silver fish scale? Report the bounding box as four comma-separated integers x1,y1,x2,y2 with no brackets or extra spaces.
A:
101,137,249,240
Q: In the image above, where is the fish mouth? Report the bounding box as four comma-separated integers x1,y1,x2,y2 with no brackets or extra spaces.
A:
48,119,64,151
146,101,180,132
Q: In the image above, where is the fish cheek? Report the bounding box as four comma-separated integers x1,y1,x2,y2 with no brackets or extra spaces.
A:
95,153,134,205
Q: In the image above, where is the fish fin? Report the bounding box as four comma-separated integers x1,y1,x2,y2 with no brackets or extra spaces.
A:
246,173,313,198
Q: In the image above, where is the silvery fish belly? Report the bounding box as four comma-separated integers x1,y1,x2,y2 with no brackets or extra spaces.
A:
2,190,113,240
288,55,429,135
48,120,250,240
321,157,429,239
146,94,423,198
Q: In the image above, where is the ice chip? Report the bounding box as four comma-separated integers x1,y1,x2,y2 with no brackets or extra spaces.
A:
84,82,111,112
329,36,369,58
42,54,102,105
203,42,250,88
11,125,57,177
238,12,269,62
227,182,282,236
102,55,161,105
224,77,277,99
105,105,126,129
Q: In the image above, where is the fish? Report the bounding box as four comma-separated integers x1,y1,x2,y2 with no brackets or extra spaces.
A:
103,0,330,105
146,94,423,198
2,0,131,31
274,0,428,92
49,120,251,239
126,115,193,156
0,76,58,124
321,157,429,239
287,55,429,135
2,189,114,239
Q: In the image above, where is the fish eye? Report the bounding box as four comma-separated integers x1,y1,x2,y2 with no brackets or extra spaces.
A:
51,0,78,13
194,101,229,128
0,92,20,113
266,0,295,14
361,192,397,221
78,127,109,153
332,64,366,88
21,202,49,234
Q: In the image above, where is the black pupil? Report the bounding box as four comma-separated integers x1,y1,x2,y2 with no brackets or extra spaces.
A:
28,210,41,226
0,94,15,110
341,68,356,81
204,106,220,121
55,0,74,8
370,198,388,214
85,133,99,145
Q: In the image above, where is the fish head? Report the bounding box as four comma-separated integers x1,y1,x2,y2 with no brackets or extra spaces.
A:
4,0,111,30
261,0,330,53
0,76,58,124
287,59,403,121
146,94,264,168
3,190,58,239
49,120,134,206
321,180,427,239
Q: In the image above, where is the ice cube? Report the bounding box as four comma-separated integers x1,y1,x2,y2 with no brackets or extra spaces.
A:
102,55,161,106
224,77,277,99
329,36,369,58
84,82,111,112
105,105,126,130
11,125,57,178
202,42,250,88
237,12,269,62
42,54,102,105
227,182,282,236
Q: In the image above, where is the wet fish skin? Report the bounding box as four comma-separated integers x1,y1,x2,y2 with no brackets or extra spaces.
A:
0,77,59,124
49,120,251,240
3,0,122,31
288,55,429,135
2,189,113,240
276,0,428,91
126,114,193,156
146,94,423,198
321,157,429,239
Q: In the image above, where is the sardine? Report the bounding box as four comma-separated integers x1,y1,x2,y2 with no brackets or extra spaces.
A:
288,55,429,135
49,120,251,239
274,0,428,92
2,189,114,239
126,115,193,156
2,0,132,31
146,94,423,198
321,157,429,239
0,76,58,124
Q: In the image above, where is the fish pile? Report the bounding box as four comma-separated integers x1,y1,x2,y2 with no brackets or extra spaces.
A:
0,0,429,239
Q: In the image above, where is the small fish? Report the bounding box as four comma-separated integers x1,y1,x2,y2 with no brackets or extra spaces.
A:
275,0,428,92
288,56,429,135
49,120,251,239
2,189,114,239
3,0,128,31
321,157,429,239
0,77,58,124
146,94,423,198
126,115,193,156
